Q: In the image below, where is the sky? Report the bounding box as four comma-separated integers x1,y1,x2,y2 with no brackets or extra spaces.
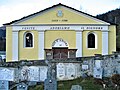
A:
0,0,120,26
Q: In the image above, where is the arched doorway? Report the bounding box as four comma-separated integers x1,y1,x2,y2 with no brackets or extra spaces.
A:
52,38,68,59
45,38,76,59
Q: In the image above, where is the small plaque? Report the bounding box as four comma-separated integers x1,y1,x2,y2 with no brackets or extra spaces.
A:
28,66,39,81
93,67,103,79
39,66,48,81
0,68,15,81
66,63,76,79
95,60,102,69
21,66,29,81
57,10,63,17
71,85,82,90
57,63,65,79
17,83,28,90
44,78,57,90
82,65,88,70
0,80,9,90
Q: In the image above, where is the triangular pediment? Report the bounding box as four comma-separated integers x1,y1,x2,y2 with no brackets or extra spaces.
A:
5,3,110,25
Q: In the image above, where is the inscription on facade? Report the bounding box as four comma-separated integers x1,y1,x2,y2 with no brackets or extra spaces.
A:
22,27,35,30
52,19,68,22
50,26,70,30
81,26,103,30
16,26,106,31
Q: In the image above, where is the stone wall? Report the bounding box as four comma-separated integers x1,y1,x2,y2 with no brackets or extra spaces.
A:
0,53,120,81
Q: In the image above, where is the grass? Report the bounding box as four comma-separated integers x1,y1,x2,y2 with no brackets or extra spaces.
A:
28,77,117,90
57,77,102,90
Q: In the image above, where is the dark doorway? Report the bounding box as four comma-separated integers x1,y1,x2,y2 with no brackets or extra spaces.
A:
88,33,95,48
53,48,68,59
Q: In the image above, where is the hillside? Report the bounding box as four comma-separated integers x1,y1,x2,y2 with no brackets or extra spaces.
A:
96,8,120,51
0,26,6,51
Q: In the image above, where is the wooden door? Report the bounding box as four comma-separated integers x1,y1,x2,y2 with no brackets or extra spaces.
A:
53,48,68,59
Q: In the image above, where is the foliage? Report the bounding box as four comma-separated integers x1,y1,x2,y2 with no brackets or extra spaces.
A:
111,74,120,86
28,77,103,90
0,26,6,51
28,83,44,90
97,8,120,50
28,77,120,90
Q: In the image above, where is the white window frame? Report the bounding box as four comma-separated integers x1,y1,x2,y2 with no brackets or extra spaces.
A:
87,32,97,49
24,32,34,48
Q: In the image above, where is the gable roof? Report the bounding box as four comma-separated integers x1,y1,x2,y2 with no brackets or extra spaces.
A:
4,3,112,25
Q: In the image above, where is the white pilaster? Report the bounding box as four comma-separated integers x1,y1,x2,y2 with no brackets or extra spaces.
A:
38,31,44,59
76,30,82,57
68,51,70,58
12,31,18,61
102,31,108,55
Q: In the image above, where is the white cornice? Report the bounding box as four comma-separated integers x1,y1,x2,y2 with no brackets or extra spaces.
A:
12,25,109,31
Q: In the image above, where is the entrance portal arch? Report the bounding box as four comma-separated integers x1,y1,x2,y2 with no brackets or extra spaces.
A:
45,38,76,59
52,38,69,48
52,38,68,59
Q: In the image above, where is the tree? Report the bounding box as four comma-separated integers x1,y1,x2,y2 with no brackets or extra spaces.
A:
111,74,120,86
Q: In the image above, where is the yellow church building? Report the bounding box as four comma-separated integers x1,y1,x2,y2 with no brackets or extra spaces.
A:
4,3,116,62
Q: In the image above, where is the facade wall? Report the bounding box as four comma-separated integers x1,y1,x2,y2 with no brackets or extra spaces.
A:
108,25,116,54
44,30,76,49
82,30,102,56
6,26,12,61
18,7,102,25
5,4,116,62
19,30,39,60
6,27,116,61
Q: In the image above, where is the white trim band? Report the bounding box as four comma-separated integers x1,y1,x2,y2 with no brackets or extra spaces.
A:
12,25,109,31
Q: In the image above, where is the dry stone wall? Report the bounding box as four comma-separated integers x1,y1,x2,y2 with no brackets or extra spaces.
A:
0,53,120,82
